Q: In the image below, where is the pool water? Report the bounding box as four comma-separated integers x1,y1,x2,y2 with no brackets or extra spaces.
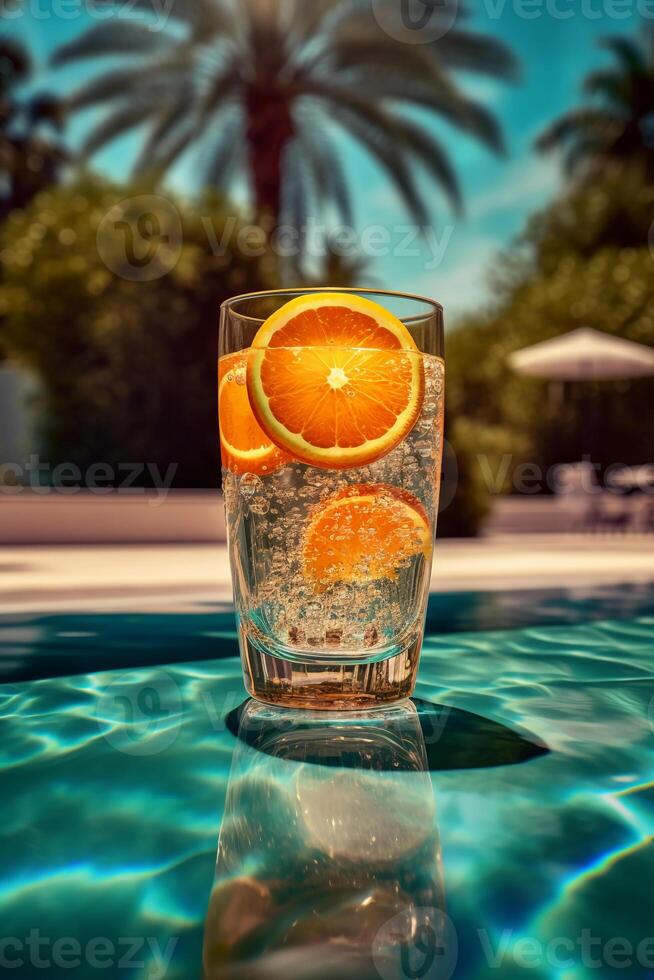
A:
2,585,654,978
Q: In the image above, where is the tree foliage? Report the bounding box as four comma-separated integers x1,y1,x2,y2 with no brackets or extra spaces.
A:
448,164,654,479
537,30,654,178
0,36,66,217
0,177,275,486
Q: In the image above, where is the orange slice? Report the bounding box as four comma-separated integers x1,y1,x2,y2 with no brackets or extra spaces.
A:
249,292,421,351
246,293,424,469
302,484,432,587
219,351,290,475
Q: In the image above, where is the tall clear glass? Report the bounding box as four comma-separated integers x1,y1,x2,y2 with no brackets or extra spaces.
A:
219,288,444,709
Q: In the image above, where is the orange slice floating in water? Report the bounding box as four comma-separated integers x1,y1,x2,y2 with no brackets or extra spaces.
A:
219,351,290,475
302,484,432,587
246,293,424,469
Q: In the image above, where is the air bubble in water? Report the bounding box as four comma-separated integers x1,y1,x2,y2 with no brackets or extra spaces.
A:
364,624,380,647
240,473,263,497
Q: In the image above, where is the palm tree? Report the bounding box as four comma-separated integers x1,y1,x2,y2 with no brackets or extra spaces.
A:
0,37,66,216
52,0,517,229
537,30,654,177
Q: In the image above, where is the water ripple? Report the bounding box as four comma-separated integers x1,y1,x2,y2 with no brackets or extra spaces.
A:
1,590,653,978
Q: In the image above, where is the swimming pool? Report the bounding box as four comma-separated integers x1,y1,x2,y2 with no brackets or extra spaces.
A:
2,584,653,978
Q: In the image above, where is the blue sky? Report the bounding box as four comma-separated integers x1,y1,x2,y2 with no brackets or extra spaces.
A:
8,2,641,322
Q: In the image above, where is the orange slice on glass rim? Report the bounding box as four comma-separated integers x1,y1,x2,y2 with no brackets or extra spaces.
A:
302,484,432,587
246,293,424,469
219,352,290,475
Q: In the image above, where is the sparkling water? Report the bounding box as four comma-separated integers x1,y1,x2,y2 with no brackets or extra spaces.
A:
222,352,445,665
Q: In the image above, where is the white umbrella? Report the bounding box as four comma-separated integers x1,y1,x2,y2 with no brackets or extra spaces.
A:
508,327,654,381
509,327,654,465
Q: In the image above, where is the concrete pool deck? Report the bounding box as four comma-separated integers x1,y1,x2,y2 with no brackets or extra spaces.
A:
1,534,653,613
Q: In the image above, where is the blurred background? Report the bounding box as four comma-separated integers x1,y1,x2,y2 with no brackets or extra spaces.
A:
1,0,654,551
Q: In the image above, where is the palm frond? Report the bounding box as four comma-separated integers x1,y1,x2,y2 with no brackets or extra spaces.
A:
68,59,188,110
327,105,430,226
325,71,505,155
186,0,238,40
564,135,609,174
198,59,242,121
333,0,458,48
583,68,630,107
310,34,443,85
600,35,646,73
537,29,654,174
51,21,173,65
0,36,31,89
144,122,196,175
536,107,620,152
386,115,462,211
82,102,153,156
204,113,245,187
458,97,506,153
287,0,345,43
323,1,518,86
28,93,66,130
281,139,310,239
429,29,519,81
303,83,461,211
132,99,194,174
294,118,353,225
85,0,230,33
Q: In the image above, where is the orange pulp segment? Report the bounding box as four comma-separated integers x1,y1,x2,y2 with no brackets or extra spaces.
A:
219,351,290,475
302,484,432,587
247,293,424,469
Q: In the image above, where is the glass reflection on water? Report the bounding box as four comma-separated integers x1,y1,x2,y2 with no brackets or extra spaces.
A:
203,701,449,980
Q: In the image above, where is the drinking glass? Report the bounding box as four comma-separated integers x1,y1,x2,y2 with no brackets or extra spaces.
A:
219,288,444,709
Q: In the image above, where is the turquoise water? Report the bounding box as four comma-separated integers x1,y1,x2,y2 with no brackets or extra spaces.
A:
1,586,654,978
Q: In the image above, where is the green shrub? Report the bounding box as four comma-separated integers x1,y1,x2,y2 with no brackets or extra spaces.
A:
0,177,275,486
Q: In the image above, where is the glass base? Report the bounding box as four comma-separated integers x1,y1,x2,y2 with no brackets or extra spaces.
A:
239,627,422,710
